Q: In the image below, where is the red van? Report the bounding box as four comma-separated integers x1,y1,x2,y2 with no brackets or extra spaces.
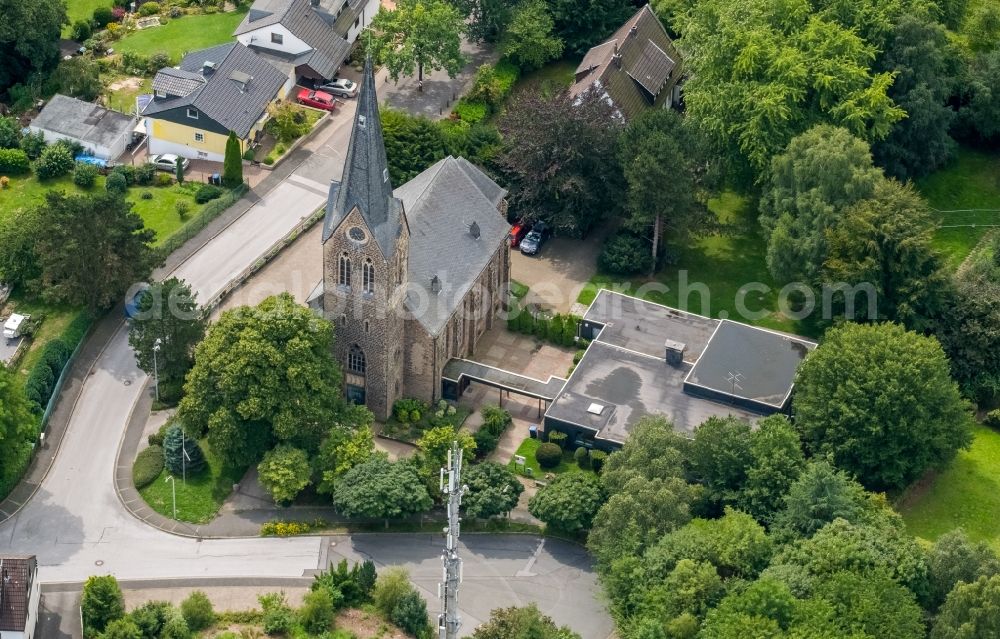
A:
509,221,529,247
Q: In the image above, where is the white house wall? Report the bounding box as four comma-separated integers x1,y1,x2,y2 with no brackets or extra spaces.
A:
147,133,225,163
237,24,311,56
26,127,126,161
347,0,381,43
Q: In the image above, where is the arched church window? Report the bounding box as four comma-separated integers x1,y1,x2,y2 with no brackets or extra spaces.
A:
363,259,375,294
339,252,352,287
348,345,366,375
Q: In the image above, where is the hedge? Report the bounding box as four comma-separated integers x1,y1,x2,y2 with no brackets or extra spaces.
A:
155,184,248,261
133,445,164,489
23,312,93,412
507,303,581,348
0,148,30,174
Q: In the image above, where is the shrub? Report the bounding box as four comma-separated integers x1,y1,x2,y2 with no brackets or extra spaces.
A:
106,171,128,195
0,176,8,189
82,575,125,635
147,421,172,447
179,591,214,631
140,190,153,200
535,442,562,469
194,184,223,204
393,398,425,423
24,338,71,411
299,588,335,634
133,445,164,489
985,409,1000,429
590,449,607,473
598,231,654,275
73,162,98,187
19,131,46,160
473,427,499,458
93,6,115,26
454,99,488,124
373,568,411,618
135,162,157,186
160,615,191,639
175,201,191,220
155,173,173,187
129,601,174,638
391,590,430,637
139,1,161,16
574,446,591,469
101,618,143,639
260,519,327,537
0,148,30,175
259,592,295,635
482,404,512,436
71,20,92,42
242,148,256,161
163,425,206,476
547,430,568,449
111,163,136,185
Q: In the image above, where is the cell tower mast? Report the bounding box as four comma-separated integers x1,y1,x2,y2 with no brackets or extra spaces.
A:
438,441,466,639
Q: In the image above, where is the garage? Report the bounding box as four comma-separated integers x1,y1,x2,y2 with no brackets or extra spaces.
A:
29,94,136,161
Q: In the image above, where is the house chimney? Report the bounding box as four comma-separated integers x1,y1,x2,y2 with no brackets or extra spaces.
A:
629,25,638,37
430,275,441,294
469,221,480,240
613,53,622,69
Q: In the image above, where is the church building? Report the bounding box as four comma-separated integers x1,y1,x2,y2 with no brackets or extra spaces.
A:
309,60,511,420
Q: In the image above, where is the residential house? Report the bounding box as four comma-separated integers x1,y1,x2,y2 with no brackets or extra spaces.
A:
0,556,39,639
307,60,511,421
142,42,290,162
234,0,380,84
569,4,684,121
29,94,136,161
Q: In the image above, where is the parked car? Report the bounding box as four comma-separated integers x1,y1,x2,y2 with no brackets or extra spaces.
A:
3,313,29,343
519,222,549,256
149,153,190,172
508,221,529,247
316,78,358,98
297,88,338,111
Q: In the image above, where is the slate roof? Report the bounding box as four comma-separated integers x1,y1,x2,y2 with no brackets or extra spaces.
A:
237,0,355,79
398,156,510,336
143,43,288,139
151,68,206,97
0,556,36,632
569,4,682,120
30,94,134,151
323,58,405,259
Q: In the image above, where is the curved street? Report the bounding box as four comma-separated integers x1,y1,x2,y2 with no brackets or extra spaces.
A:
0,92,611,638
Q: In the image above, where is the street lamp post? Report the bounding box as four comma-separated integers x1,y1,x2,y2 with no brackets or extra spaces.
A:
152,338,162,402
164,474,176,520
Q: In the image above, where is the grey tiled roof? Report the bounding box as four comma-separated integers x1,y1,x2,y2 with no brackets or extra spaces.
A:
234,0,295,35
143,43,287,139
31,94,135,150
569,4,683,120
399,156,510,336
323,59,405,259
0,556,36,632
151,68,206,98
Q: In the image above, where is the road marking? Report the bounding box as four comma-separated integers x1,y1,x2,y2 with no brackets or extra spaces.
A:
516,538,545,577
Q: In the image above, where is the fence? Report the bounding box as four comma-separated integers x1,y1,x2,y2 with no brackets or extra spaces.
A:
39,318,95,433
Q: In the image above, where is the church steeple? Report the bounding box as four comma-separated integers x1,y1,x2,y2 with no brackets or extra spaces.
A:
322,57,404,258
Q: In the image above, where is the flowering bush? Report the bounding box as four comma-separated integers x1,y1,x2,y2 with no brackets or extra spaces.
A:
260,519,327,537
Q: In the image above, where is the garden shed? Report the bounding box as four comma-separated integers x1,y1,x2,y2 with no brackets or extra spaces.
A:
29,94,135,161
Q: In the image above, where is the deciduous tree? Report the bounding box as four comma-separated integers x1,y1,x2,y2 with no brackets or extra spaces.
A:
81,575,126,635
257,444,312,504
736,415,804,522
528,472,604,534
501,1,564,71
369,0,466,83
931,575,1000,639
461,462,523,519
793,322,973,491
546,0,631,55
926,529,1000,611
0,0,66,95
333,457,432,525
471,604,582,639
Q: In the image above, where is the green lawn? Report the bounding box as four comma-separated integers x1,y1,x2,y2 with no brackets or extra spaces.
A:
578,192,810,337
2,173,199,246
509,437,591,478
105,75,153,115
114,10,247,63
64,0,113,35
139,440,245,524
916,147,1000,269
900,425,1000,554
7,294,86,378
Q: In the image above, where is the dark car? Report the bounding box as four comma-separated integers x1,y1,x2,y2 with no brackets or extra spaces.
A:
520,223,548,256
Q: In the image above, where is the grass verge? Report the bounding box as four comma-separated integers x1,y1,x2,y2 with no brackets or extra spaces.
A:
138,440,244,524
899,424,1000,554
508,437,590,478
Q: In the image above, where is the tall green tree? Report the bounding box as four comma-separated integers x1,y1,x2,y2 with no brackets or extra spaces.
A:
759,125,883,285
175,156,184,184
461,462,524,519
931,575,1000,639
872,15,958,180
369,0,467,83
222,131,243,188
678,0,906,183
0,364,36,492
958,48,1000,142
452,0,521,43
735,414,805,522
34,191,155,311
792,322,973,491
380,107,446,184
686,416,753,516
546,0,631,55
926,529,1000,611
179,294,348,467
0,0,66,95
471,604,582,639
823,178,951,329
528,472,604,534
501,1,564,71
128,277,206,402
496,89,624,236
771,460,871,537
46,57,102,102
618,109,709,268
315,414,379,495
81,575,126,636
333,457,432,526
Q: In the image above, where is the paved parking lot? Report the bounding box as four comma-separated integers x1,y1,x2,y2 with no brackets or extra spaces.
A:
511,229,609,313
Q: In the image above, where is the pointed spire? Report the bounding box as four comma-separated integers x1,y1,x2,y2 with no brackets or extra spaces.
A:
326,57,402,255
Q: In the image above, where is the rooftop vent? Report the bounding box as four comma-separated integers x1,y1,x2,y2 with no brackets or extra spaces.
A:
665,339,686,367
358,114,367,128
612,53,622,69
469,221,480,239
430,275,441,294
202,60,217,75
229,70,253,91
587,403,605,416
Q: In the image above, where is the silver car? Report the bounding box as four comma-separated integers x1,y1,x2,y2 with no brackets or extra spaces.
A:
149,153,191,172
317,78,358,98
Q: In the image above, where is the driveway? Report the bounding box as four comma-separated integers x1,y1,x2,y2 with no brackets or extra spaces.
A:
511,228,609,313
0,334,23,366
